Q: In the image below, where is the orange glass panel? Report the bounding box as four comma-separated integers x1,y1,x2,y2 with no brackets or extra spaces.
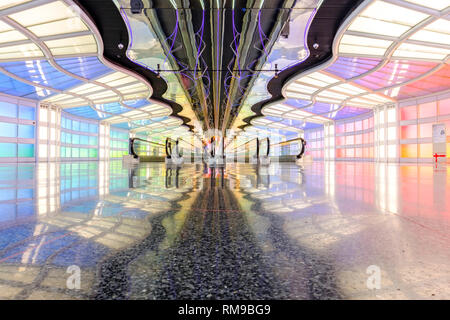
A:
355,148,362,157
369,147,374,158
439,98,450,115
401,125,417,139
337,136,345,145
401,144,418,158
369,117,374,128
355,121,362,131
337,124,345,133
336,149,345,158
418,101,437,118
355,134,362,145
400,105,417,121
419,143,432,158
419,123,433,138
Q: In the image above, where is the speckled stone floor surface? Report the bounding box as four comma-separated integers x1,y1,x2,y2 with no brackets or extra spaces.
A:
0,161,449,299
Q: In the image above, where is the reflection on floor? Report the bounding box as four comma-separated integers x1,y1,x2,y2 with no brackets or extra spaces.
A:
0,161,449,299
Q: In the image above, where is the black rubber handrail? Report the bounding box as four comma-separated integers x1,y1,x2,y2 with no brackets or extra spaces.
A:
129,137,164,158
270,137,307,159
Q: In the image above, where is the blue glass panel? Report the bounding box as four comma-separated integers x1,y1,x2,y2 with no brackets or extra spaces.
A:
18,124,35,139
72,134,79,144
64,106,106,120
18,105,35,120
18,144,34,157
80,135,89,145
96,102,129,114
0,143,17,157
0,60,82,90
66,118,72,130
124,99,149,108
0,73,54,99
55,57,111,80
331,107,370,120
0,101,17,118
72,120,80,131
0,122,17,137
61,131,66,143
111,122,131,129
18,188,33,199
89,123,98,133
61,117,66,129
80,122,89,132
325,57,380,79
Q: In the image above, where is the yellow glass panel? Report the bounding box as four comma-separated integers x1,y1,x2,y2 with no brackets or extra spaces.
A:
401,144,418,158
419,143,432,158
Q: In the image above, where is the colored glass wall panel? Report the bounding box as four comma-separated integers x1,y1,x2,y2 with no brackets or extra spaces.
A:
419,123,433,138
439,98,450,115
18,144,34,157
401,125,417,139
401,144,417,158
0,122,17,137
0,143,17,157
418,102,437,118
419,143,432,158
18,105,35,120
0,102,17,118
18,124,35,139
401,105,417,121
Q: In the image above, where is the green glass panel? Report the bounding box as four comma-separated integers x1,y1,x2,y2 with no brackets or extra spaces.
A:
0,143,17,157
18,144,34,157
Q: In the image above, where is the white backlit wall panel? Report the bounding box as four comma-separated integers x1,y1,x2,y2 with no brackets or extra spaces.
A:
38,104,61,161
324,123,335,160
374,104,398,163
99,123,110,160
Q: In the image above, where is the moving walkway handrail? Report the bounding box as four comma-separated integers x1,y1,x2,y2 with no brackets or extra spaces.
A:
270,137,307,159
129,137,164,158
225,137,271,158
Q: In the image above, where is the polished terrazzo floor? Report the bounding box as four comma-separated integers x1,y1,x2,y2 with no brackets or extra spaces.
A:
0,161,449,299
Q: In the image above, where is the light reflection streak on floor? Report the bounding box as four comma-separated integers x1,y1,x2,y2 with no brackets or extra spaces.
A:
0,161,448,299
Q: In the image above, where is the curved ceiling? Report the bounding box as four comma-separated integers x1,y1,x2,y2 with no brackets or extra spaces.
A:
0,0,185,133
245,0,450,136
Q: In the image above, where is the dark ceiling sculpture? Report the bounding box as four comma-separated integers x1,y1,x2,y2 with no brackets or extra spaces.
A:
74,0,194,130
121,0,298,132
241,0,365,130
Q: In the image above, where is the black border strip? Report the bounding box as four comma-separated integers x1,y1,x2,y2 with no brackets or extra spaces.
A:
240,0,365,130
